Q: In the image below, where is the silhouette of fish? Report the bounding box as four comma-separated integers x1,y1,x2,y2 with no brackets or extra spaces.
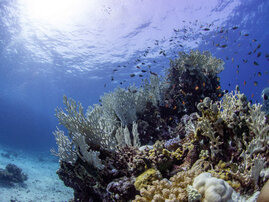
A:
254,61,259,66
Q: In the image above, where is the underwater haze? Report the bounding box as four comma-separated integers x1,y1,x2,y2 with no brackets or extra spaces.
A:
0,0,269,201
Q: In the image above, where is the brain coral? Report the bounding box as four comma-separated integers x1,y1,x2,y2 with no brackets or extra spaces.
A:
192,172,234,202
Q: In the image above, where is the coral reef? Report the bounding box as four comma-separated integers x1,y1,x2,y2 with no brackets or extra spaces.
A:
0,164,28,186
52,50,269,201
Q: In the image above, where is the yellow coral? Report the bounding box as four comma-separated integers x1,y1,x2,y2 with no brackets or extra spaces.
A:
134,168,162,191
133,159,209,202
162,148,183,160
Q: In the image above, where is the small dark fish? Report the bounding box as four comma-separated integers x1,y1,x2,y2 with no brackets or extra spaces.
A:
265,53,269,58
159,50,166,56
254,81,258,86
132,90,137,93
120,82,123,85
150,71,158,76
244,33,249,36
141,70,147,73
221,44,227,48
232,26,238,30
253,48,257,53
139,74,143,77
130,74,135,77
111,76,114,81
243,59,248,63
113,69,118,72
257,44,261,49
252,39,257,42
203,28,210,31
253,61,259,66
136,66,141,69
141,62,145,65
257,52,262,57
179,44,183,47
248,51,252,55
258,72,262,76
219,29,224,33
153,60,157,63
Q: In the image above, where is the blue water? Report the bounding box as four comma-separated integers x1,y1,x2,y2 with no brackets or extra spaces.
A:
0,0,268,154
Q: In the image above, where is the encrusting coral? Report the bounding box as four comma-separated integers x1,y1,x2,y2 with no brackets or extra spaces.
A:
52,50,269,201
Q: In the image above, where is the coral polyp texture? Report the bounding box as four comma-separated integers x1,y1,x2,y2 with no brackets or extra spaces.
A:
52,50,269,201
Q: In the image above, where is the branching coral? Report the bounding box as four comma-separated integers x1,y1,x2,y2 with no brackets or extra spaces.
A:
193,89,269,193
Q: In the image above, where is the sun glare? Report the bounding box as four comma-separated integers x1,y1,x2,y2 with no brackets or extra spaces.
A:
21,0,93,27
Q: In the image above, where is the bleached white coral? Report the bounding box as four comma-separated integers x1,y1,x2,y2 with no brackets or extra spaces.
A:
51,128,77,164
102,87,138,126
115,122,141,147
217,88,248,126
101,74,164,126
193,172,234,202
73,134,104,170
246,103,269,141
